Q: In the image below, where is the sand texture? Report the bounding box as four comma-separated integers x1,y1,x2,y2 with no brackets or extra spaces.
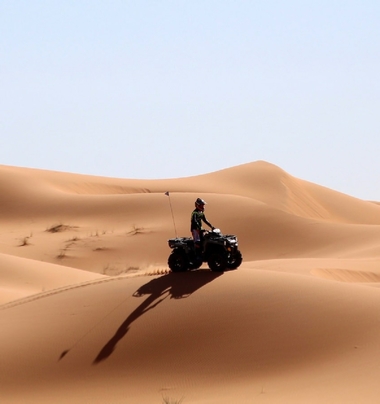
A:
1,160,380,403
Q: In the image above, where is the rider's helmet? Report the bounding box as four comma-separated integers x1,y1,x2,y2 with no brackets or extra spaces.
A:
195,198,207,211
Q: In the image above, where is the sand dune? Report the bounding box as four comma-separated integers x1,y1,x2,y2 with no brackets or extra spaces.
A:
1,161,380,403
0,253,105,305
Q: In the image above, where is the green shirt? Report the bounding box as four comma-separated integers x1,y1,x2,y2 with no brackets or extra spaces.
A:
191,209,212,231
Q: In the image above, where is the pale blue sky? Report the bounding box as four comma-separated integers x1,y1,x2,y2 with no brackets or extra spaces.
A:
1,1,379,200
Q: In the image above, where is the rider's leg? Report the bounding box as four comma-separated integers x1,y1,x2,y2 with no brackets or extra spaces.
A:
192,229,202,255
192,229,200,243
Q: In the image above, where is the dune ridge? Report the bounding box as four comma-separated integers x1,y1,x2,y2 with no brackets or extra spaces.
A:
1,160,380,403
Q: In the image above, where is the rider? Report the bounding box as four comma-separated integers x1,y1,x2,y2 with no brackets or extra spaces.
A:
191,198,214,250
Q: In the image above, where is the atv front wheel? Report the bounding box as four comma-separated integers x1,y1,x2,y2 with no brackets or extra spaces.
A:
168,251,189,272
207,251,228,272
227,250,243,269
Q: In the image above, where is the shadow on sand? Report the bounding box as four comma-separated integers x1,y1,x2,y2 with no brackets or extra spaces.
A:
93,270,223,364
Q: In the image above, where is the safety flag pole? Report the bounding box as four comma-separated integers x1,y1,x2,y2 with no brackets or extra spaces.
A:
165,191,178,237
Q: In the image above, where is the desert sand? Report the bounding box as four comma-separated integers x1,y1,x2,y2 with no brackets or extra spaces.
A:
1,160,380,403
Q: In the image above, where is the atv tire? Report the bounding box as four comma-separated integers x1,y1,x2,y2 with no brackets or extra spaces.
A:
227,250,243,269
168,251,189,272
207,250,228,272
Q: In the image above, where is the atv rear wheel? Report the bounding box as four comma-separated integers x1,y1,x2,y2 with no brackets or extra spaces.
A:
207,251,228,272
227,250,243,269
168,251,188,272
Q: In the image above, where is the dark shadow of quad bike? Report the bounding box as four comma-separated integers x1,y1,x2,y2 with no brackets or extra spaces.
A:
93,271,223,364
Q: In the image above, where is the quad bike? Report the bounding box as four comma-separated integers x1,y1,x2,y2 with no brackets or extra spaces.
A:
167,228,243,272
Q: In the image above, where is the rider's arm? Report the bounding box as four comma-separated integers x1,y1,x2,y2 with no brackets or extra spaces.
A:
202,214,213,229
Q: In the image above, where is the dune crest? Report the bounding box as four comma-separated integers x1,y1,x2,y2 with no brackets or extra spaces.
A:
311,267,380,283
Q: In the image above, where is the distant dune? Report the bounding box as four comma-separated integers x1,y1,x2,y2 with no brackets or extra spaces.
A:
1,161,380,403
